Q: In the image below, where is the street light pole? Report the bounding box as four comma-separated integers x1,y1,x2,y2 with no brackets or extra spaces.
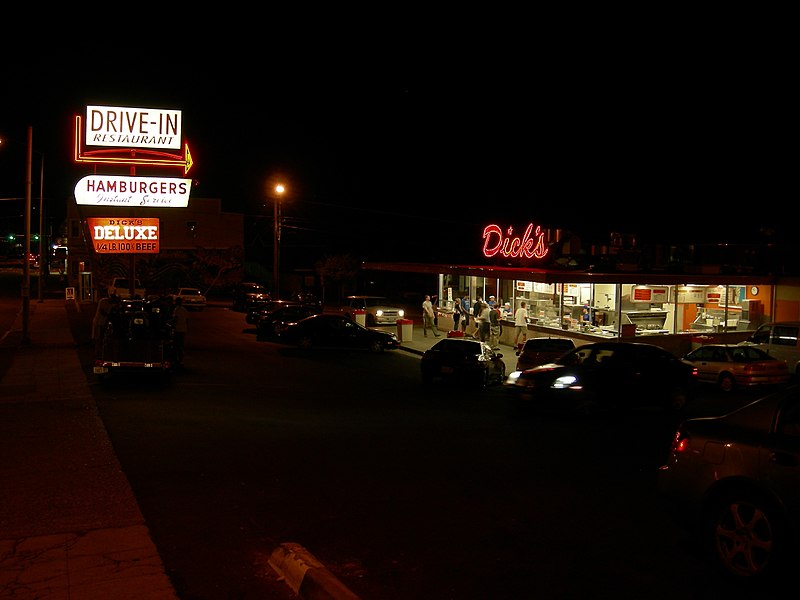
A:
273,183,285,299
22,126,32,344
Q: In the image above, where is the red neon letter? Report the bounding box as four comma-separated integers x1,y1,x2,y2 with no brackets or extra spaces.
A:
482,223,548,260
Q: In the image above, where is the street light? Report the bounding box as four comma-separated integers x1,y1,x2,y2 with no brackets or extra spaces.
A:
1,129,45,342
273,183,285,299
22,126,32,344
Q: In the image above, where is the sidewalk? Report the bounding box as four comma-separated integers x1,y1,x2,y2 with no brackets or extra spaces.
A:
0,299,179,599
0,302,519,600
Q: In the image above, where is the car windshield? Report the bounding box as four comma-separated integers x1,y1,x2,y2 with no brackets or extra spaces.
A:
364,298,388,307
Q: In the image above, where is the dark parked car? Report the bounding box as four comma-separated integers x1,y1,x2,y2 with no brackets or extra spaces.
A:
658,385,800,585
255,302,323,338
505,341,697,415
681,343,791,392
232,282,270,312
514,337,577,372
244,300,323,326
420,338,506,387
277,313,400,353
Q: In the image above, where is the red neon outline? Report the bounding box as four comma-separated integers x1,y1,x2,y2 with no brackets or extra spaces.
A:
482,223,549,260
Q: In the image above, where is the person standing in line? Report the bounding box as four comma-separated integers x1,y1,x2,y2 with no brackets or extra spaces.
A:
472,296,484,339
171,296,189,367
487,295,497,309
489,303,501,350
452,297,463,332
422,294,440,338
514,301,529,347
477,302,491,342
460,295,471,333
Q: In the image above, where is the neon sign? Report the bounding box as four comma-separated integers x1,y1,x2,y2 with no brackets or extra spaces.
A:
483,223,548,260
87,217,160,254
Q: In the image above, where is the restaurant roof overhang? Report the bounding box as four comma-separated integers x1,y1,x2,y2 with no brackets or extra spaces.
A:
360,262,777,287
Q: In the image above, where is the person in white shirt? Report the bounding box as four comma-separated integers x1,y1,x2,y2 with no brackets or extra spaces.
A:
514,301,529,346
422,294,440,338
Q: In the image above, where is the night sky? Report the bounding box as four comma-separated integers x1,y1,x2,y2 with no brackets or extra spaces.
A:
1,24,792,267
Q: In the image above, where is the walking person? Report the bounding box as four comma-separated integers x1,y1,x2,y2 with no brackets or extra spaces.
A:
171,296,189,367
422,294,440,338
514,301,529,347
92,293,118,351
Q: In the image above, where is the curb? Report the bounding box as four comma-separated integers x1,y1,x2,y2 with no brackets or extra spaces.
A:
268,543,362,600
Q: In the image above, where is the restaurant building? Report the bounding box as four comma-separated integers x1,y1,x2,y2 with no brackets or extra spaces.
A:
362,224,800,356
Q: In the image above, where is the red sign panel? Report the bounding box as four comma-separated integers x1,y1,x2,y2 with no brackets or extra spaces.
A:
87,217,160,254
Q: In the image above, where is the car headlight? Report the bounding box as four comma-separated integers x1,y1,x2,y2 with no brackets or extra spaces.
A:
398,309,405,317
376,310,384,317
552,375,579,389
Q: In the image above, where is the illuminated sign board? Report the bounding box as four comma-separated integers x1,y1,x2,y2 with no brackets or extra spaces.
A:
87,217,160,254
74,175,192,207
482,223,548,260
86,105,182,150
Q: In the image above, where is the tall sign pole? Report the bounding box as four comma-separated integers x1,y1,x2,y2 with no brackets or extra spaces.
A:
37,153,44,302
22,126,32,344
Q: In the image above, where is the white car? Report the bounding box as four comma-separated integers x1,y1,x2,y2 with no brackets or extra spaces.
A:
171,288,207,311
341,295,405,326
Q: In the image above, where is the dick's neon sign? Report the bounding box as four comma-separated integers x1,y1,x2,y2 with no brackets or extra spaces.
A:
483,223,548,260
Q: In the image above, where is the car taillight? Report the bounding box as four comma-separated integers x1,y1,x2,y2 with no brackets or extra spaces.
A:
671,428,691,453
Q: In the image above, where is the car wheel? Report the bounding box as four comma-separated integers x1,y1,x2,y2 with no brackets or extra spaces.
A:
368,340,384,353
705,489,786,581
718,373,735,393
272,322,282,338
298,336,313,350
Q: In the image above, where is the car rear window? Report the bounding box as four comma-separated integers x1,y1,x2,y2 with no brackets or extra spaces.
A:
525,339,574,352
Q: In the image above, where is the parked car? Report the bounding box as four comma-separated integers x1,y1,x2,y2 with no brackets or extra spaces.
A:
420,338,506,387
255,302,323,338
658,385,800,584
246,299,322,326
341,295,405,326
514,337,577,372
505,341,697,415
681,343,791,392
277,313,400,352
170,287,207,311
232,282,270,312
739,321,800,376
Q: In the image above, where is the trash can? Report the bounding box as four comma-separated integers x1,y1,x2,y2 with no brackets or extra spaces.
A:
353,309,366,326
397,319,414,342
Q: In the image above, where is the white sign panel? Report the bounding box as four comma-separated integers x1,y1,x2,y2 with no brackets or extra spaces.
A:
74,175,192,207
85,105,182,149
